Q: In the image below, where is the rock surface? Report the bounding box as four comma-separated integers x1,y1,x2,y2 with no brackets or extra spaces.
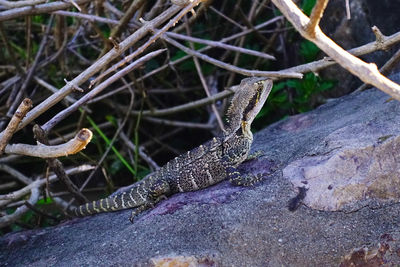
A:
284,103,400,212
2,81,400,266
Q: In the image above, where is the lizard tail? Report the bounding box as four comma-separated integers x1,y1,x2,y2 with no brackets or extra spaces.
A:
73,197,117,217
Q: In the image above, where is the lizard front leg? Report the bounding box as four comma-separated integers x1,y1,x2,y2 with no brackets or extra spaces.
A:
129,195,167,223
226,165,263,186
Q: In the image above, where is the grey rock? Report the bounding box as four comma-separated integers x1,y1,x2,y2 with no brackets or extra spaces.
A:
1,84,400,266
284,118,400,212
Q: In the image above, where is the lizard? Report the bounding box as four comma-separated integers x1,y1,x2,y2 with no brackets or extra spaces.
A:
72,77,273,223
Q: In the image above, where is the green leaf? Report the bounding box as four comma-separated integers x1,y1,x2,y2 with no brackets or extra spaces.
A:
301,0,317,16
86,115,136,176
37,197,53,205
300,40,320,62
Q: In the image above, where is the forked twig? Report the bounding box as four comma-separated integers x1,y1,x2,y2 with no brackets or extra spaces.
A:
0,98,32,155
271,0,400,100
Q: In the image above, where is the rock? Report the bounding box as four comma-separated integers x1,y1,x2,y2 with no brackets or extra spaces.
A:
283,122,400,212
1,80,400,265
339,231,400,266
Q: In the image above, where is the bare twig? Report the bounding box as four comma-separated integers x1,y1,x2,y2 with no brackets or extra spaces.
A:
144,117,214,130
0,181,18,191
306,0,329,37
0,0,91,22
33,125,88,204
345,0,351,20
163,35,302,79
109,0,145,38
184,18,226,133
119,131,160,170
0,0,46,8
354,47,400,92
78,79,135,195
0,98,32,154
33,76,91,111
52,10,134,27
41,49,166,132
166,31,276,60
91,0,204,86
0,165,94,203
0,164,32,185
0,186,39,228
209,6,246,30
127,84,237,117
4,128,92,158
283,29,400,74
0,4,183,140
7,15,54,119
271,0,400,100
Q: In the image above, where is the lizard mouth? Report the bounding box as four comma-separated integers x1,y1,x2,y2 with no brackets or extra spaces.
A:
241,121,252,139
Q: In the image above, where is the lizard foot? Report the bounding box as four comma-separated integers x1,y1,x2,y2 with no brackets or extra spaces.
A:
229,173,263,187
245,150,265,161
129,204,149,223
129,195,168,223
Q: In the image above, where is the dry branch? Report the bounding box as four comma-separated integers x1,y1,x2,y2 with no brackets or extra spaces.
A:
283,29,400,74
166,32,276,60
91,1,204,87
271,0,400,100
33,125,88,204
0,0,47,8
0,165,94,211
0,186,39,228
41,49,166,132
4,128,92,158
0,0,91,21
0,2,196,140
163,35,302,79
0,98,32,155
0,164,32,185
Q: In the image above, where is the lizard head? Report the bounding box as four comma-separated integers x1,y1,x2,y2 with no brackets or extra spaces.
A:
225,78,273,140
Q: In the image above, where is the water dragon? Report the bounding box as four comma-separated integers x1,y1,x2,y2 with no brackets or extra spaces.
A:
72,77,273,222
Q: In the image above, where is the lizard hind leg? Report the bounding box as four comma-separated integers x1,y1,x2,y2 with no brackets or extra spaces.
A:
226,165,263,186
129,179,170,223
129,195,168,223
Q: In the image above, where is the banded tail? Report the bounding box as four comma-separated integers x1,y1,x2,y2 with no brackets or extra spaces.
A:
73,189,145,217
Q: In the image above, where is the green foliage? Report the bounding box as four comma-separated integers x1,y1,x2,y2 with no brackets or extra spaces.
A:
37,197,53,205
9,41,27,60
4,196,59,233
256,82,289,120
301,0,317,16
86,115,136,176
300,40,320,62
286,72,335,112
32,15,45,23
255,73,335,126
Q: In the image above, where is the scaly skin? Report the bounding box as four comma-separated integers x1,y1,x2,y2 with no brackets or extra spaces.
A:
73,77,273,222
